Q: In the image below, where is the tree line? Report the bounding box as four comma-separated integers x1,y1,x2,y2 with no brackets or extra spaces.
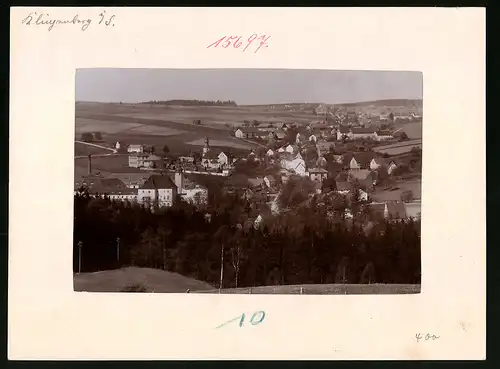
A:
141,99,238,106
74,184,421,288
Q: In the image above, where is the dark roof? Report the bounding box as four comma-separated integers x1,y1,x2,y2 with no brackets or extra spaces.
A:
239,127,261,134
97,178,126,189
348,169,373,181
225,174,251,188
309,167,328,173
386,201,407,219
377,130,393,136
203,150,222,159
336,181,351,191
372,157,387,166
140,175,177,190
351,127,377,134
342,153,355,166
338,126,351,133
353,152,377,168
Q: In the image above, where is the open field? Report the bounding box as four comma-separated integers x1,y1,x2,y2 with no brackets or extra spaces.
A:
186,138,252,150
75,142,113,156
373,139,422,156
75,102,272,155
74,267,215,293
394,121,423,139
372,178,422,202
197,284,421,295
75,154,144,174
335,99,423,116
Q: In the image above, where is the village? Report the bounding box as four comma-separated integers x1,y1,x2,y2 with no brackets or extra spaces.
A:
75,105,423,227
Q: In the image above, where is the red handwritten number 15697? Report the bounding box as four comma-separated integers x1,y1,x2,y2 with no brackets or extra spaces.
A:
207,34,271,54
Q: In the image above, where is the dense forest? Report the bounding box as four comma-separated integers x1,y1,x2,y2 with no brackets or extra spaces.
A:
141,99,237,107
74,184,421,288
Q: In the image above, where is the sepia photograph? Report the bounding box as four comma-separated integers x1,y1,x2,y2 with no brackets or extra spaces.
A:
73,69,423,295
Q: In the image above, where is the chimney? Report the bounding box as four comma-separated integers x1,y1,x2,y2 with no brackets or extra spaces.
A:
174,171,184,194
87,154,92,176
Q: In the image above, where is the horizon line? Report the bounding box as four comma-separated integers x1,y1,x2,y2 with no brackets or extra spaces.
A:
75,97,423,106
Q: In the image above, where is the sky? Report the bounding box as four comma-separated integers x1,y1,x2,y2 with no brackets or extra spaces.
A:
76,69,422,105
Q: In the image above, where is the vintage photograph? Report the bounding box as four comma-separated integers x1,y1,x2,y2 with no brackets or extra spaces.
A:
73,69,423,294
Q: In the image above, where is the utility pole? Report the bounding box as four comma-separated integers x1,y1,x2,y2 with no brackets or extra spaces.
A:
78,241,83,274
219,243,225,293
116,237,120,263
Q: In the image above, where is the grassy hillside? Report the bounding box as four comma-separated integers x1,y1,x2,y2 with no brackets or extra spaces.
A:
74,267,215,293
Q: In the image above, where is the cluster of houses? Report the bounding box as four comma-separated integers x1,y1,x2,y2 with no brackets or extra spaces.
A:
75,170,209,208
77,111,420,224
122,138,235,173
234,119,401,148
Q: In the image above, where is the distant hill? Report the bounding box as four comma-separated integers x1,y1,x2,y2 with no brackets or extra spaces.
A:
335,99,422,108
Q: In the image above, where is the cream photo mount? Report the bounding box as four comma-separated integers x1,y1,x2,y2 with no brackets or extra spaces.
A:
9,7,485,360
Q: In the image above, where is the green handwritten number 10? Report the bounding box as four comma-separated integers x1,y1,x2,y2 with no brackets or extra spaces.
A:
217,311,266,329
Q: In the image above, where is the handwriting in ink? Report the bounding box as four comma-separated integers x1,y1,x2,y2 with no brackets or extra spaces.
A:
216,311,266,329
21,11,116,32
207,34,271,54
415,333,440,343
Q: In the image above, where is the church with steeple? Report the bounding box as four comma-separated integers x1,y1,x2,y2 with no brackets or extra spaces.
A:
201,137,231,170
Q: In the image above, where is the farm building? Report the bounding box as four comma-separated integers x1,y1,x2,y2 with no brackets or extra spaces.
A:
235,127,262,139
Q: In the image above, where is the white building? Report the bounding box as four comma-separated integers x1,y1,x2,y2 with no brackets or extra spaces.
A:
174,171,208,205
280,156,307,176
108,188,138,202
127,144,144,154
308,168,328,183
138,174,178,207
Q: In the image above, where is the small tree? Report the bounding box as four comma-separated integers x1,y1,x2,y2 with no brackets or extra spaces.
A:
93,132,102,141
162,145,170,155
334,257,350,284
81,132,93,142
359,262,376,284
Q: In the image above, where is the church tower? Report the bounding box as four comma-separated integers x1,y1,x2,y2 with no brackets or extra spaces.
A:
203,137,210,156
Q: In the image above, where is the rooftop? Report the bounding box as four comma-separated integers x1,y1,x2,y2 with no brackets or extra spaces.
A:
140,174,177,190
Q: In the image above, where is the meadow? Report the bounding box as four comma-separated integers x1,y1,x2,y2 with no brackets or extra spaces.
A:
395,121,423,139
373,139,422,155
75,102,281,156
371,178,422,202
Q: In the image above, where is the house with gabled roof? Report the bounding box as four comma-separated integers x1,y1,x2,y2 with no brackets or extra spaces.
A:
351,127,377,140
138,174,178,207
350,152,377,170
348,169,376,191
234,127,261,139
375,130,394,141
337,126,353,140
308,167,328,183
370,157,387,171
